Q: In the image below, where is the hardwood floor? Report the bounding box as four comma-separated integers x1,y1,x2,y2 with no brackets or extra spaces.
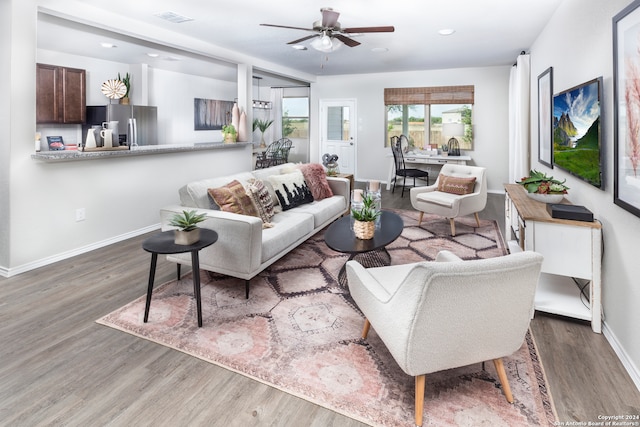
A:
0,186,638,426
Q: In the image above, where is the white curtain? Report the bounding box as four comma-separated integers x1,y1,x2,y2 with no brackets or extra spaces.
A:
270,88,283,141
508,53,531,183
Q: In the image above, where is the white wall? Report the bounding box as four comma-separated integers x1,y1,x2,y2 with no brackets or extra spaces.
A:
530,0,640,388
0,0,13,268
150,68,237,145
311,66,512,192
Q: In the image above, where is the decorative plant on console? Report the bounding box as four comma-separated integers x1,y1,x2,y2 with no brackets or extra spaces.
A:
169,210,207,245
516,169,569,203
253,118,274,148
351,193,382,240
222,124,237,143
117,72,131,105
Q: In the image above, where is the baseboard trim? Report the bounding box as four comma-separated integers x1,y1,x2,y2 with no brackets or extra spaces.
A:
0,224,160,278
603,321,640,392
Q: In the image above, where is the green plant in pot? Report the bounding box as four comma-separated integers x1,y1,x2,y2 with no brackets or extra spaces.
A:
351,193,381,240
516,169,569,203
253,118,274,148
222,124,237,143
169,210,207,245
117,72,131,104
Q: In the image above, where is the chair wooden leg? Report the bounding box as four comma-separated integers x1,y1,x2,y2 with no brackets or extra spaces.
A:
418,212,424,226
415,374,426,426
493,358,514,403
361,319,371,339
474,212,481,227
449,218,456,236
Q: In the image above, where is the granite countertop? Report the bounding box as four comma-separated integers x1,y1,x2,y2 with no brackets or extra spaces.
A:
32,142,252,162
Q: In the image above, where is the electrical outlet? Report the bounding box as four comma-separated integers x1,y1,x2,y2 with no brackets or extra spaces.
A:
75,208,86,222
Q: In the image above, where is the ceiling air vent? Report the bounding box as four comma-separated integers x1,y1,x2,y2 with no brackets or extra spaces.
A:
154,11,194,24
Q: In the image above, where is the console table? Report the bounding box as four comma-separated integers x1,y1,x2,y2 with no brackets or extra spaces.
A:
386,153,472,190
504,184,602,333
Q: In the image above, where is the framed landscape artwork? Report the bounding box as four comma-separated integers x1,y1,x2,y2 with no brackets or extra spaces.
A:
614,0,640,217
552,77,603,189
538,67,553,167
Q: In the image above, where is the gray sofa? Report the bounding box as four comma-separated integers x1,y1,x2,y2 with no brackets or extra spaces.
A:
160,163,350,296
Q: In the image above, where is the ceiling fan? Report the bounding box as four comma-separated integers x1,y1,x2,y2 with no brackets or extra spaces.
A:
260,7,394,52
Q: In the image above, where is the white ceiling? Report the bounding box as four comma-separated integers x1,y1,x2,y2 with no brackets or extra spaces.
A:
37,0,563,86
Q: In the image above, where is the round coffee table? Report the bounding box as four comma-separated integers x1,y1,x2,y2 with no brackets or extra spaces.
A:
142,229,218,327
324,210,404,287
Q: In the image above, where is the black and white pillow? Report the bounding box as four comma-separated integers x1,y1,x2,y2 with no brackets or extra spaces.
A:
267,170,314,211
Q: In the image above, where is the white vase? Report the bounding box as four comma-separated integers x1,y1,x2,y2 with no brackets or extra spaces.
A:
526,192,565,204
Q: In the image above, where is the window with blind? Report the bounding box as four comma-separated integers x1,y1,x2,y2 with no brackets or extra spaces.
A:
385,85,474,150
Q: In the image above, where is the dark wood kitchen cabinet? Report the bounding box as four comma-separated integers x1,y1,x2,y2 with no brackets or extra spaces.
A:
36,63,86,124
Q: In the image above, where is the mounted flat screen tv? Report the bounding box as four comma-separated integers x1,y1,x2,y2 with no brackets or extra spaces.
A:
552,77,603,188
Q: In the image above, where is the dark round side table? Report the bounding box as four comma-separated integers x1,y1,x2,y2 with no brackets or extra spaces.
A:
324,210,404,286
142,229,218,327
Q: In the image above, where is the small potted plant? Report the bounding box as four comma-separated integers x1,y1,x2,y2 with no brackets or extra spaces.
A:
117,72,131,105
440,144,449,156
516,169,569,203
351,193,382,239
222,124,237,143
169,210,207,245
253,118,274,148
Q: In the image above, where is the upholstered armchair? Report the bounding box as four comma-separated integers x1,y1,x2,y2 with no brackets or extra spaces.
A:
410,163,487,236
346,250,543,427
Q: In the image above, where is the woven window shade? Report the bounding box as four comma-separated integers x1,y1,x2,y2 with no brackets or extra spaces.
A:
384,85,474,105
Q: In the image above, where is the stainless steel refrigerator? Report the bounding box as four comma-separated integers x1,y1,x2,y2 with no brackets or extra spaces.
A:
84,104,158,147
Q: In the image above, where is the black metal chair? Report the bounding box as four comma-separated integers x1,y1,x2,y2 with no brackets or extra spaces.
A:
273,138,292,165
255,139,282,169
390,135,430,197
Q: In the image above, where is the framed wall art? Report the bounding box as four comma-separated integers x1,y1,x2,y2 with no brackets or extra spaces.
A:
194,98,234,131
614,0,640,217
553,77,603,189
537,67,553,168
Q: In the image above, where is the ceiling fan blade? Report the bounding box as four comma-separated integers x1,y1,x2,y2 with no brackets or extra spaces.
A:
260,23,316,32
287,35,318,45
343,26,395,33
321,8,340,28
334,34,361,47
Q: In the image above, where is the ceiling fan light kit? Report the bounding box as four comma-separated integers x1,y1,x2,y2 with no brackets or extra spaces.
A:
261,7,394,54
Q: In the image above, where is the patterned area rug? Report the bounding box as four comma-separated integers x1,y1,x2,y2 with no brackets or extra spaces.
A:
97,210,556,426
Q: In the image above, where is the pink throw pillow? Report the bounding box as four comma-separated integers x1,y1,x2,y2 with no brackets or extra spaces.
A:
298,163,334,200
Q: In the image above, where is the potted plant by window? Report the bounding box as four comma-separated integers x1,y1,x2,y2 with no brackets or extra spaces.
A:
253,118,274,148
169,210,207,245
351,193,382,239
222,124,237,143
516,169,569,203
117,72,131,105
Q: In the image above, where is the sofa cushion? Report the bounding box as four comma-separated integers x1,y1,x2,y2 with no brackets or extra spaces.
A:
208,180,258,217
261,211,315,262
268,170,314,211
179,172,255,209
245,178,275,224
288,196,347,228
437,174,477,195
298,163,334,200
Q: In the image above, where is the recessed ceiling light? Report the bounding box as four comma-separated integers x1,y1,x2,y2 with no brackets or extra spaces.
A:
154,11,194,24
100,42,117,48
291,45,307,50
146,53,160,58
371,47,388,53
438,29,456,36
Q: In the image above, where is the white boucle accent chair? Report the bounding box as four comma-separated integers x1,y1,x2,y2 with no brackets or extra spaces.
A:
346,250,544,427
409,164,487,236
